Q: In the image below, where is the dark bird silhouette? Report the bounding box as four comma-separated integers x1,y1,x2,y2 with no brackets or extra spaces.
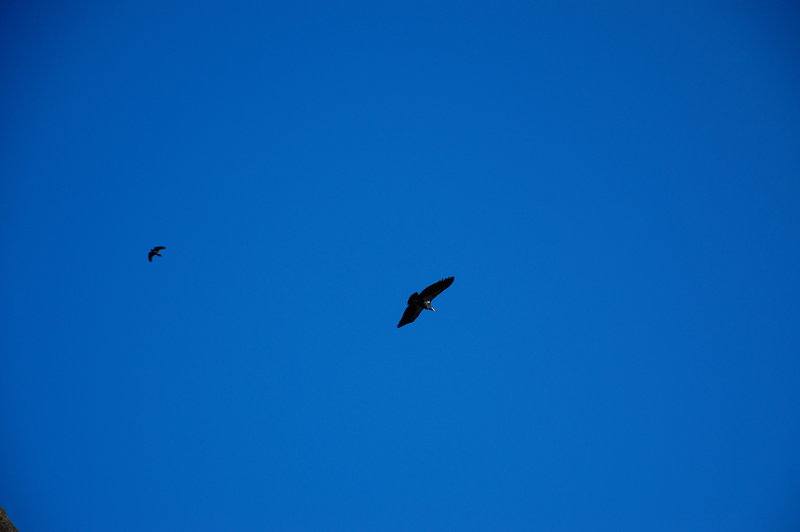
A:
397,276,454,327
148,246,166,262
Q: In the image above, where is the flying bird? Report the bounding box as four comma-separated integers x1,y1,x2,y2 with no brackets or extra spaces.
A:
148,246,166,262
397,276,455,328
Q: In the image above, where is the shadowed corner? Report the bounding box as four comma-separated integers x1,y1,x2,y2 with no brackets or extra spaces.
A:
0,507,19,532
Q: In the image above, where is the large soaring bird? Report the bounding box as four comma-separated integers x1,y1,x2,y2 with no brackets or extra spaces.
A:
397,276,455,327
148,246,166,262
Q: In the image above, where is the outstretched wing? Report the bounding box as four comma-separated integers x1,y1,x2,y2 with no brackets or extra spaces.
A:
148,251,155,262
419,276,454,301
397,305,423,328
153,246,166,252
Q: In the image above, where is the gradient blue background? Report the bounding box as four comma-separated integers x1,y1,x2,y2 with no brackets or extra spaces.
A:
2,2,800,530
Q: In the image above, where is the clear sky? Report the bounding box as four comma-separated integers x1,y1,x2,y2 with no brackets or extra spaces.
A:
2,2,800,531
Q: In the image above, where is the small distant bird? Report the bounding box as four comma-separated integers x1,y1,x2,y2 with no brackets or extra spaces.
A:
148,246,166,262
397,276,455,328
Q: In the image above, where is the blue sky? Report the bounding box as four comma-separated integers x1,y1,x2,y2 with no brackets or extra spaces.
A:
2,2,800,530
